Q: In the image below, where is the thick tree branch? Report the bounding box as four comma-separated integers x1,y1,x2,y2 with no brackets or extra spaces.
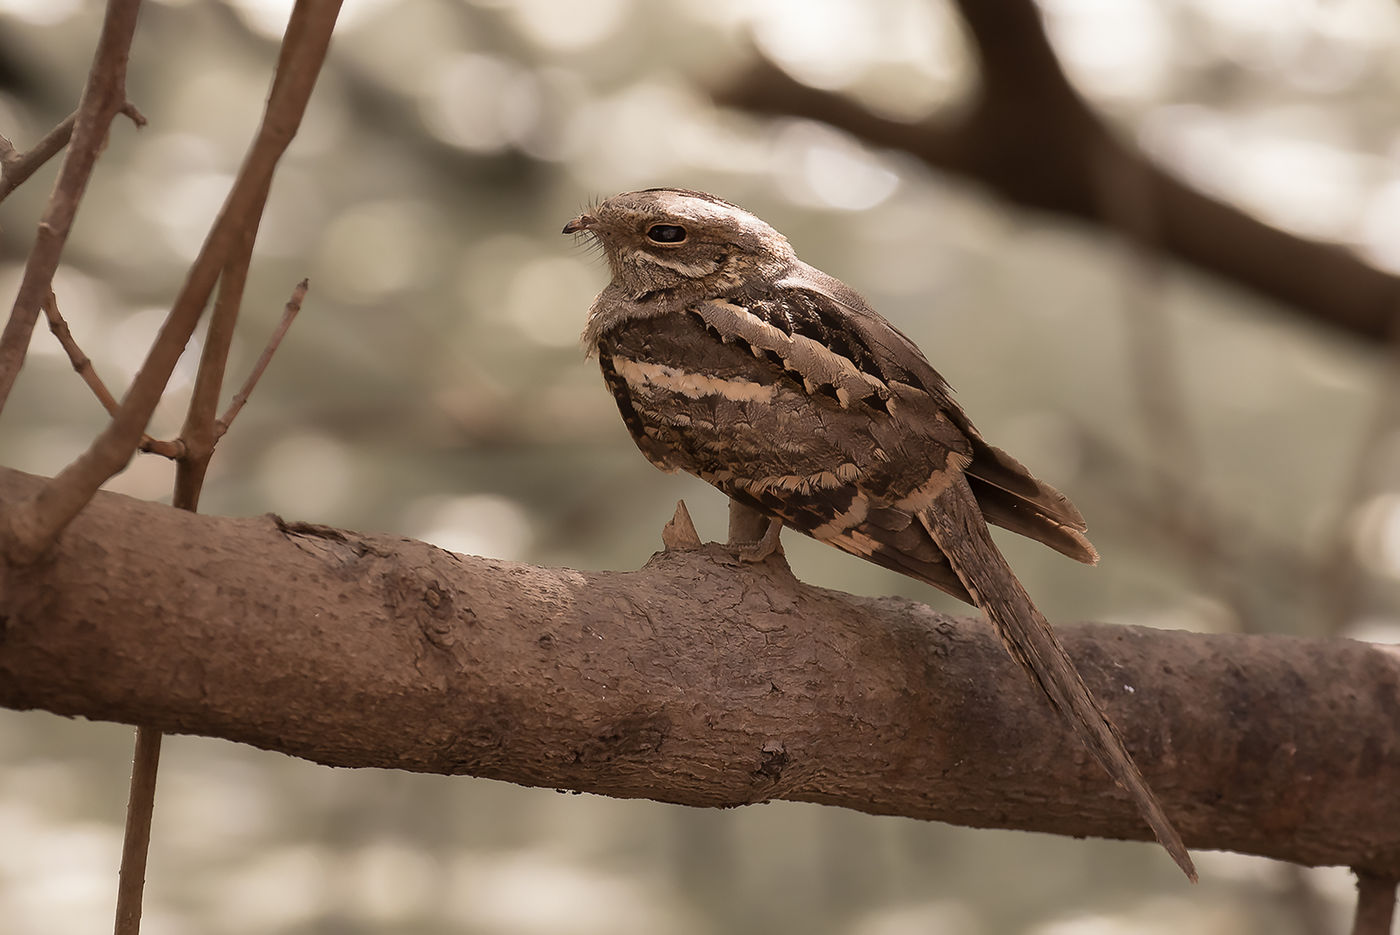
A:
714,3,1400,346
0,465,1397,874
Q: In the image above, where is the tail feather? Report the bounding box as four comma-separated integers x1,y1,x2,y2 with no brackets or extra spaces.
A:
922,478,1196,882
968,473,1100,566
960,433,1100,566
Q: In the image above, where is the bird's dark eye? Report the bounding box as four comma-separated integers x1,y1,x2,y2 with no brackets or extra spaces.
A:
646,224,687,244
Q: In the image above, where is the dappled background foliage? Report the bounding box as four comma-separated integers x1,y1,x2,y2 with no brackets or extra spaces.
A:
1,0,1398,932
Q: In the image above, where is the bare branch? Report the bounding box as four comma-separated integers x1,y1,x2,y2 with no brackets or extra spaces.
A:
119,101,147,128
112,727,162,935
0,103,143,207
40,292,182,459
112,8,333,926
0,0,143,413
0,112,77,203
214,278,307,441
173,214,268,508
42,291,118,413
0,103,143,205
1351,871,1398,935
1,464,1398,876
0,0,343,565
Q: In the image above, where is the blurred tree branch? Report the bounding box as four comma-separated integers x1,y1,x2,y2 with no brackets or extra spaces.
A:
713,0,1399,346
1,465,1398,877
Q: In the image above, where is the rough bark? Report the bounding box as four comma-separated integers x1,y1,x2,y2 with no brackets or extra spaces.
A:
1,465,1398,874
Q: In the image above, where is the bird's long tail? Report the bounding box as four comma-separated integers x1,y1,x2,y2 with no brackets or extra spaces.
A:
922,477,1196,882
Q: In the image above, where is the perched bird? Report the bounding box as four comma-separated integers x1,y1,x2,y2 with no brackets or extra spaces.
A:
563,188,1194,880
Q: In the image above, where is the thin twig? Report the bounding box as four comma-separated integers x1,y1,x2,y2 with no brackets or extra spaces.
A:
40,292,182,459
42,291,118,413
117,107,252,935
0,112,76,203
119,101,148,128
109,5,338,931
173,200,278,506
112,727,162,935
1,0,344,566
215,279,307,440
1351,871,1398,935
0,0,144,414
0,102,144,205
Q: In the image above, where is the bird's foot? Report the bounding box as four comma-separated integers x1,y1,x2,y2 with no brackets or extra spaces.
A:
733,517,784,563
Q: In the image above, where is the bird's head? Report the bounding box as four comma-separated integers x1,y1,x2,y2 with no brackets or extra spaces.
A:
563,188,796,301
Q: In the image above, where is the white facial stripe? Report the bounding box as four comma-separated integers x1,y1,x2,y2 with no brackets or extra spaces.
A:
612,355,777,404
632,253,721,277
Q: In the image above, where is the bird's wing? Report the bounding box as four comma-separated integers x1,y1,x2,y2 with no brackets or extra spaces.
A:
593,290,976,601
767,265,1096,564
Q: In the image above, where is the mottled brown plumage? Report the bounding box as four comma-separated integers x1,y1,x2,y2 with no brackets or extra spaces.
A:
564,188,1194,880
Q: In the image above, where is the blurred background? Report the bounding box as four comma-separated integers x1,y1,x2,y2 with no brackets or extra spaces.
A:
2,0,1399,932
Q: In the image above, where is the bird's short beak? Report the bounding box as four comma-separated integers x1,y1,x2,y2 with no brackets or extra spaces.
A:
562,213,595,235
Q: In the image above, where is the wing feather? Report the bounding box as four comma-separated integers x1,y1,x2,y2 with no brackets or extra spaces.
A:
763,269,1097,562
593,276,1095,603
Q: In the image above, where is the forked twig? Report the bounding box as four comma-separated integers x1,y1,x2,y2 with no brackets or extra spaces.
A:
0,105,143,205
41,292,182,459
1,0,343,566
0,0,144,413
173,241,262,505
119,102,148,128
106,5,341,933
0,113,76,203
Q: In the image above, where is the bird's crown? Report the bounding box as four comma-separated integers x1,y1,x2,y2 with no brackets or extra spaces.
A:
563,188,795,301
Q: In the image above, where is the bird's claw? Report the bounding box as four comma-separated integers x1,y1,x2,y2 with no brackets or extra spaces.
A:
735,517,784,562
